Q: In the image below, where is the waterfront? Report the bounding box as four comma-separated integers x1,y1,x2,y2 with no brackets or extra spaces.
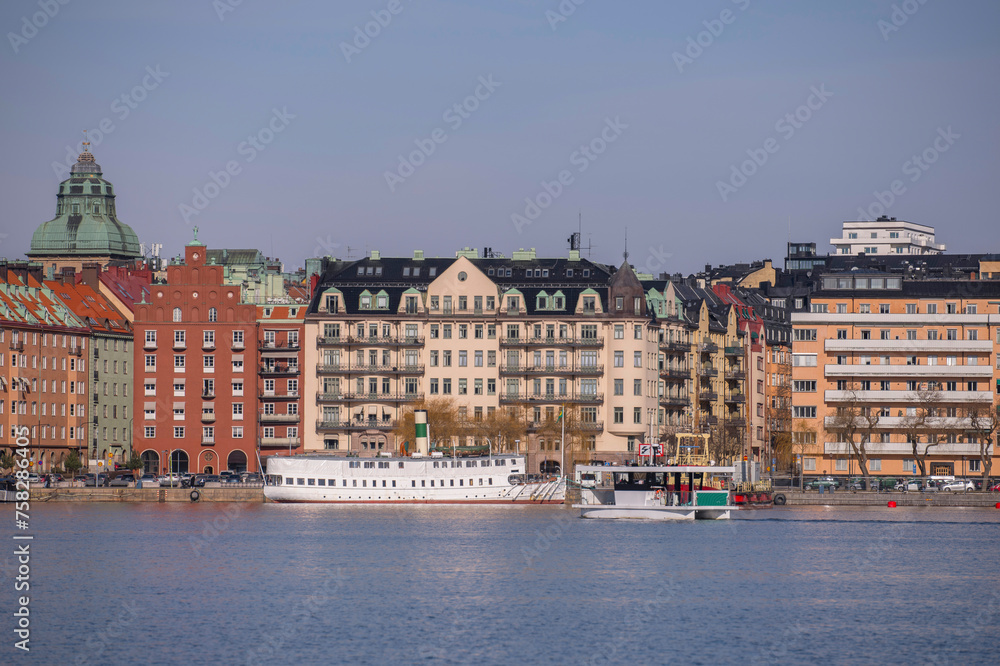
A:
6,504,1000,664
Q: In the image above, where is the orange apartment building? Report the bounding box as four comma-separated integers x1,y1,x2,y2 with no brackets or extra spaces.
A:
0,264,91,472
791,272,1000,479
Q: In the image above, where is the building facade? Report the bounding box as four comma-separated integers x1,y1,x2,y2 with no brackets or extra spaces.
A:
791,273,1000,478
132,239,260,475
830,217,945,256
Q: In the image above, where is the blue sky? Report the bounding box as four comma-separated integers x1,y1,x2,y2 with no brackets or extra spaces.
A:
1,0,998,274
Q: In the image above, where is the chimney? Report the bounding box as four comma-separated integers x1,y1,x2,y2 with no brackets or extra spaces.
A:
81,263,101,288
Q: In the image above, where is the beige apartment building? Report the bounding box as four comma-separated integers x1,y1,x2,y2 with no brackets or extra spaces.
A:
303,249,767,473
791,272,1000,479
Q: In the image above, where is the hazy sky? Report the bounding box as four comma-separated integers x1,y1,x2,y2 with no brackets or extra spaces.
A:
2,0,998,275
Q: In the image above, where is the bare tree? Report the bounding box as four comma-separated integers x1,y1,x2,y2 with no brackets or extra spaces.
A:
966,403,999,489
898,387,944,476
393,398,463,452
826,386,870,478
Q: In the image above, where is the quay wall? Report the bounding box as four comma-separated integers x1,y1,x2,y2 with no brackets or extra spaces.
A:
29,487,265,503
779,491,1000,508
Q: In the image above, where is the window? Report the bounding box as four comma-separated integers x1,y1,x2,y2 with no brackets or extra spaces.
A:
613,407,623,424
614,379,623,396
614,325,624,339
172,308,182,322
634,379,642,396
144,355,156,370
792,406,816,418
791,354,817,367
793,329,817,341
614,351,624,367
634,352,642,368
634,407,642,424
173,426,185,439
634,325,643,340
803,458,816,471
835,459,848,471
793,381,816,392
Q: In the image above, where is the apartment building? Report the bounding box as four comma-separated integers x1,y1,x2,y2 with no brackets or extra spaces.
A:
791,272,1000,478
44,277,133,469
257,304,305,457
830,217,945,256
303,249,766,473
0,264,91,472
132,238,260,475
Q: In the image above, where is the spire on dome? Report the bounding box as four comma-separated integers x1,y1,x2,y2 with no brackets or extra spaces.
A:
71,130,102,175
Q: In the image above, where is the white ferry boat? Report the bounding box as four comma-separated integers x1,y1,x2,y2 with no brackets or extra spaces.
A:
263,453,565,504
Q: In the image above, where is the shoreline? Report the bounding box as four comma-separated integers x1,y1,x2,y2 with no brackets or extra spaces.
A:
25,487,1000,507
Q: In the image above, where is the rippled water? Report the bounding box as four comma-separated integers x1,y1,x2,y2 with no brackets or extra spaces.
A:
5,503,1000,664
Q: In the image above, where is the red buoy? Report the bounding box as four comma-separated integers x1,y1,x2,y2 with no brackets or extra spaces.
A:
995,502,1000,509
887,501,897,508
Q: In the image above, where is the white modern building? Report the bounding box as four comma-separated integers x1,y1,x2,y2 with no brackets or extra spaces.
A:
830,217,945,256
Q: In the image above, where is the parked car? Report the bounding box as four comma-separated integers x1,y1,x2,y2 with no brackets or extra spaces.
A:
241,473,262,483
922,479,944,492
26,473,42,484
847,477,870,491
805,477,840,490
539,461,561,475
108,476,131,487
137,474,159,487
157,473,182,486
193,475,220,487
940,479,975,492
223,475,243,484
85,473,109,487
989,482,1000,492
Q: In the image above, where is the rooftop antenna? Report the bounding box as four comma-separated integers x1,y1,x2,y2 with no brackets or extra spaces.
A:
623,227,629,263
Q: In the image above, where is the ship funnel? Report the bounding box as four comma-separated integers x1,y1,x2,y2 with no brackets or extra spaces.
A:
414,410,429,456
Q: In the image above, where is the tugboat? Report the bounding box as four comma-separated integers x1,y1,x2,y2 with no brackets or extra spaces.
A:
572,434,737,520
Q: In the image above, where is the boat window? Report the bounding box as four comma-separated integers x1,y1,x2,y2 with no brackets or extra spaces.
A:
308,479,315,486
398,462,405,469
318,479,325,486
478,478,483,485
459,480,464,486
392,481,396,487
342,480,347,486
450,480,454,486
433,462,439,468
352,480,357,487
489,479,492,485
412,480,416,487
382,480,387,487
296,478,304,485
421,480,426,487
349,461,360,469
466,461,477,467
362,480,366,487
284,478,292,485
482,460,490,467
430,480,434,487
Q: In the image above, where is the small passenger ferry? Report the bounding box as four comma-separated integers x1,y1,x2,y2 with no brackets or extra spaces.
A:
572,433,737,520
264,452,565,504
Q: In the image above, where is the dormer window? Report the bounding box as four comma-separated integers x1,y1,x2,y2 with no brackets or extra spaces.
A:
429,267,437,276
360,294,372,309
566,269,574,277
582,269,590,277
357,266,364,275
403,267,411,277
376,294,388,309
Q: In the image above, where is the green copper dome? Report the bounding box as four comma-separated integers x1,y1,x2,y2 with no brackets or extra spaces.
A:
28,146,141,259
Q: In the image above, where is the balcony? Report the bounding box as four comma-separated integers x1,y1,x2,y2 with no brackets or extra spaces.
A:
698,391,718,402
499,337,603,348
202,340,216,351
259,364,300,376
143,340,157,351
259,413,301,423
316,419,396,432
726,417,746,428
69,347,83,357
9,341,24,352
724,393,745,404
498,392,603,404
259,391,300,400
824,364,993,379
724,346,741,357
202,391,215,399
660,396,690,407
824,339,992,354
317,392,424,403
659,367,690,380
724,368,745,380
702,415,719,426
699,341,718,354
698,365,718,378
578,421,604,432
824,441,980,456
260,340,301,352
172,340,187,351
823,416,974,430
201,438,215,446
824,390,992,404
499,364,603,376
259,437,301,448
659,340,689,353
201,412,216,422
231,340,245,351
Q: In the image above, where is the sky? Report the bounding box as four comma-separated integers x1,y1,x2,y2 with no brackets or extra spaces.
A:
1,0,998,275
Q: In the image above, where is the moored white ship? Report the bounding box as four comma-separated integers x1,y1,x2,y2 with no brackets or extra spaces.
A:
263,453,565,504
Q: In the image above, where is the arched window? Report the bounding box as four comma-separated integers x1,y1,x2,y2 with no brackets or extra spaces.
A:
208,307,217,322
172,307,182,322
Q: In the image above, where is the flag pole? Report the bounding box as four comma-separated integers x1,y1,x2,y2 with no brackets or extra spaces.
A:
560,403,565,483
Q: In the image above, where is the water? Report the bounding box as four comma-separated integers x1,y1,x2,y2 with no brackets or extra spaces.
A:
5,503,1000,665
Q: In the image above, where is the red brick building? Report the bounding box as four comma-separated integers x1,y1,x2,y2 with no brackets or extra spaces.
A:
132,239,260,475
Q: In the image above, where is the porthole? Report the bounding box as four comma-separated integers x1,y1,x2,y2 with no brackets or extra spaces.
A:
457,271,467,281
